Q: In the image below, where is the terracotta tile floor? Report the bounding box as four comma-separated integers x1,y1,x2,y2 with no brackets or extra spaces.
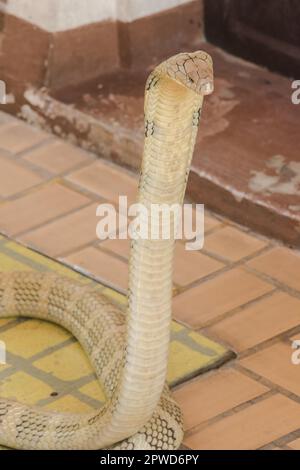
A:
1,111,300,450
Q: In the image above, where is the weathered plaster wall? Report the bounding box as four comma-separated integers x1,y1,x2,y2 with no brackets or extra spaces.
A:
4,0,193,31
0,0,203,114
117,0,194,22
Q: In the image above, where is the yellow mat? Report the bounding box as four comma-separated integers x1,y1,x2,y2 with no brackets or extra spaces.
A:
0,236,232,422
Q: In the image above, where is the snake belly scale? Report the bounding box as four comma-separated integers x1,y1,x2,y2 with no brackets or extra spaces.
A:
0,51,213,450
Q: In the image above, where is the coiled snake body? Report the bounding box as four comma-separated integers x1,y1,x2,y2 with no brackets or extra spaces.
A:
0,51,213,450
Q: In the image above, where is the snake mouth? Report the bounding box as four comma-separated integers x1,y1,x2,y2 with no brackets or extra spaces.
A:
197,78,214,96
169,73,214,98
184,76,214,96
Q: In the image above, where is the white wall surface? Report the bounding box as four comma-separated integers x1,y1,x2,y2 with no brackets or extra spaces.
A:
5,0,116,31
117,0,193,22
5,0,193,32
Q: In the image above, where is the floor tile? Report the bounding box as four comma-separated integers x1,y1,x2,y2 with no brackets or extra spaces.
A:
66,160,138,205
0,123,47,153
174,368,268,430
0,253,33,271
20,203,99,256
0,183,90,235
168,330,229,387
23,140,93,174
168,340,226,387
33,342,94,381
173,268,273,327
204,226,267,261
181,208,223,242
185,394,300,450
0,319,71,358
4,240,90,281
208,292,300,352
99,238,130,260
0,157,43,197
0,372,53,405
241,342,300,396
0,111,16,126
64,246,128,291
248,247,300,292
287,438,300,450
44,395,94,413
0,319,14,328
79,380,106,403
173,243,224,286
204,214,223,233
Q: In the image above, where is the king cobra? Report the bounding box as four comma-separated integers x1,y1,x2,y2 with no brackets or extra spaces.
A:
0,51,213,450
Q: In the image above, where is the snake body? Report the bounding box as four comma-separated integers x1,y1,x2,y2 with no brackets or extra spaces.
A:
0,51,213,450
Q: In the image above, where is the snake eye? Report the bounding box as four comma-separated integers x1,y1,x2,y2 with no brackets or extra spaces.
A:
189,77,195,83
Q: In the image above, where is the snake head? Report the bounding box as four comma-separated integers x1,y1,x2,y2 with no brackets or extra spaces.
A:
159,51,214,96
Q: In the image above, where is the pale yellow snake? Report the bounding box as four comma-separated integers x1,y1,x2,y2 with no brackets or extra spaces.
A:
0,51,213,450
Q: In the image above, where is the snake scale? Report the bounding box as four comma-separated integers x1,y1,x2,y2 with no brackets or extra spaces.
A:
0,51,213,450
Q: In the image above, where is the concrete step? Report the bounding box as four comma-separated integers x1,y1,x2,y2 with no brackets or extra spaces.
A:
18,42,300,247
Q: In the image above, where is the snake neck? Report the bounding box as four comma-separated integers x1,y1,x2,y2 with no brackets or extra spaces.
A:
101,77,203,445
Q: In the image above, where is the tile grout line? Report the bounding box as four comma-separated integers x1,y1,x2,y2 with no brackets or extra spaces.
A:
194,287,279,330
10,199,95,239
13,136,55,159
20,152,98,180
184,388,276,438
234,324,300,361
244,264,300,302
173,244,274,296
234,362,300,406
